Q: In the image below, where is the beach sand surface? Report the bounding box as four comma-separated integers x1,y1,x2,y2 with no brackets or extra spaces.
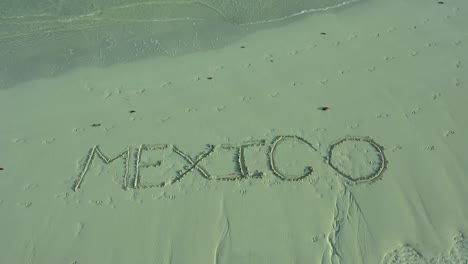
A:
0,0,467,263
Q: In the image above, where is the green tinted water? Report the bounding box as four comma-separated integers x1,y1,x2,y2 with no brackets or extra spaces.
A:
0,0,360,88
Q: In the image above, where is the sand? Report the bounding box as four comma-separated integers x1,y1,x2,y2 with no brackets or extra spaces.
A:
0,0,467,263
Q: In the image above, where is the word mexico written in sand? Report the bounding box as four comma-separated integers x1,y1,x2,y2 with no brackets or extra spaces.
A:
73,135,388,191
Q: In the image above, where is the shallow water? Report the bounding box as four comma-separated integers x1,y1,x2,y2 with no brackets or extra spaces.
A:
0,0,359,89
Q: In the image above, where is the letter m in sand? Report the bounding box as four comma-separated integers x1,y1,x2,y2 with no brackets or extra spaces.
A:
74,145,130,191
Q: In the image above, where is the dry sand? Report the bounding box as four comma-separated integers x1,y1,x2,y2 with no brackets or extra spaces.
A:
0,0,467,263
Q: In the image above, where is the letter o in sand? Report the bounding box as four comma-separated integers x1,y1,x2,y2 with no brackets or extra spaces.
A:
268,135,317,181
326,136,387,184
